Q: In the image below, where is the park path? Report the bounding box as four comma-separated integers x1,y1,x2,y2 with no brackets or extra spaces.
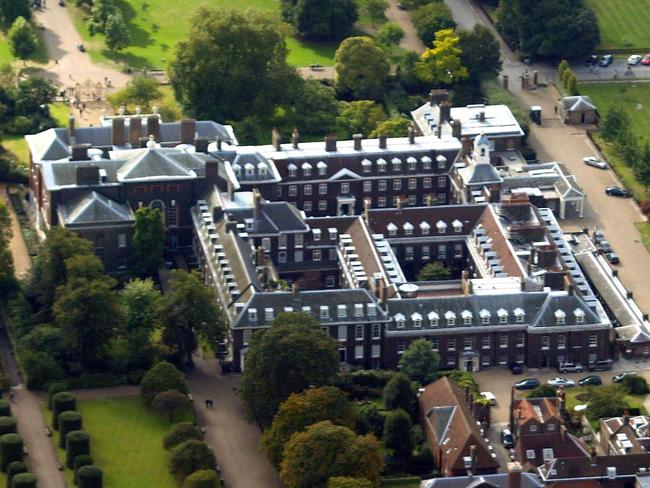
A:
0,184,31,279
385,0,425,53
186,355,284,488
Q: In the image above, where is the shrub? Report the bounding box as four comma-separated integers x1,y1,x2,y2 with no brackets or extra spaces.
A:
383,409,413,460
66,431,90,469
163,422,202,450
58,411,83,448
0,401,11,418
170,440,216,480
182,469,220,488
47,383,67,410
527,385,557,398
52,392,76,430
0,418,16,437
9,473,36,488
0,434,22,472
77,465,103,488
622,375,650,395
140,362,188,405
6,461,26,488
73,455,94,485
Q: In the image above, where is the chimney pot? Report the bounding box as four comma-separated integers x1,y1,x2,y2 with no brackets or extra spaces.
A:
291,128,299,149
452,119,462,139
507,461,522,488
147,115,161,142
325,134,337,152
408,123,415,144
272,127,282,151
68,114,76,141
129,116,142,147
353,133,363,151
216,137,222,151
180,119,197,145
112,117,126,146
194,136,209,154
378,134,387,149
71,143,91,161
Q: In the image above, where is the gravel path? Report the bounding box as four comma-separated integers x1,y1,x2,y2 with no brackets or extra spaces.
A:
0,184,31,279
385,0,426,53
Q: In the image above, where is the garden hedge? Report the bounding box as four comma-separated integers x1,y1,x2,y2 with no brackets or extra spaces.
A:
10,473,36,488
0,418,16,437
47,383,67,410
6,461,26,488
0,434,23,472
163,422,202,450
65,431,90,469
73,455,94,485
77,465,103,488
58,411,82,448
182,469,220,488
0,401,10,418
52,392,76,430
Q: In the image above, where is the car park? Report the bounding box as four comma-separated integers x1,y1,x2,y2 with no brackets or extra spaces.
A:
481,392,497,406
589,359,613,371
600,54,613,67
501,429,514,449
605,252,620,264
642,54,650,66
548,377,576,388
583,156,608,169
606,186,633,198
613,372,637,383
515,378,541,390
558,361,584,374
578,375,602,386
628,54,643,65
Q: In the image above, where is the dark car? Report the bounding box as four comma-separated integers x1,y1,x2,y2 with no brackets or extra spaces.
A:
606,252,620,264
600,54,613,67
586,54,598,66
598,240,613,253
578,375,602,386
515,378,541,390
509,362,523,375
501,429,514,449
589,359,613,372
606,186,633,198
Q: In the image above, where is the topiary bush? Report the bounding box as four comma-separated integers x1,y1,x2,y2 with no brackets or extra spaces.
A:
52,392,76,430
73,454,94,485
47,383,68,410
0,418,16,437
10,472,36,488
163,422,202,450
77,465,103,488
0,434,22,472
182,469,220,488
65,431,90,469
58,411,83,449
6,461,26,488
622,375,650,395
140,362,188,405
0,401,11,418
170,440,216,480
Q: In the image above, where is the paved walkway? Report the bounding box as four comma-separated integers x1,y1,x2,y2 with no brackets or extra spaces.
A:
186,355,284,488
0,184,31,279
385,0,425,53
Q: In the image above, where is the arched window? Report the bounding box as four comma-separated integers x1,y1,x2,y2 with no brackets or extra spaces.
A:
150,199,166,225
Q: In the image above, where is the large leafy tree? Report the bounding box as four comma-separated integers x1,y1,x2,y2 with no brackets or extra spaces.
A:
140,361,188,404
262,386,356,468
415,28,468,85
411,2,455,47
239,312,339,426
119,278,160,368
399,338,440,386
417,262,450,281
335,37,389,101
8,17,37,61
369,117,411,138
336,100,386,139
132,207,165,278
459,25,502,81
383,372,417,418
169,7,298,122
601,105,630,142
586,385,631,421
109,76,162,113
14,76,56,114
0,0,31,25
158,270,226,367
274,79,339,138
383,409,413,461
104,11,131,52
280,421,383,488
288,0,358,39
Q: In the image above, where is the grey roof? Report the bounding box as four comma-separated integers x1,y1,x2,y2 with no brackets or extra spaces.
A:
58,191,134,226
24,129,71,161
430,406,455,441
42,159,124,189
421,473,543,488
113,148,197,181
562,96,596,112
530,292,600,327
468,163,503,185
226,201,308,234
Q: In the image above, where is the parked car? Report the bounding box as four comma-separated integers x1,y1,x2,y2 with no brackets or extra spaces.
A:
613,371,637,383
628,54,643,65
605,252,620,264
585,54,598,66
598,240,613,253
548,377,576,388
501,429,514,449
481,392,497,406
509,362,523,375
606,186,633,198
589,359,613,371
583,156,608,169
515,378,541,390
579,375,602,386
642,54,650,66
600,54,613,67
558,361,584,374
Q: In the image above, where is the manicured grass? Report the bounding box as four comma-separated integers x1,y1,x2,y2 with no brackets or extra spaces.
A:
0,33,13,66
50,102,71,128
1,135,29,170
43,396,192,488
635,222,650,253
585,0,650,50
564,386,648,413
381,478,421,488
68,0,338,70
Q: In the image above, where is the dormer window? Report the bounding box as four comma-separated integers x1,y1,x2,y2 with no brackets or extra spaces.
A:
367,303,377,317
329,228,338,240
555,309,566,325
288,163,297,177
248,308,258,322
428,311,439,327
420,222,430,235
412,313,422,328
377,158,387,172
452,219,463,233
436,220,447,234
392,157,402,171
514,307,525,323
257,163,267,177
436,155,447,169
407,157,417,171
320,305,329,320
445,310,456,327
361,159,372,173
245,163,255,177
302,306,311,314
395,313,406,328
480,309,491,324
403,222,414,236
317,161,327,176
354,304,364,317
387,223,397,237
265,307,274,322
574,308,585,324
461,310,473,325
232,163,242,178
337,304,347,319
302,162,312,176
313,228,321,241
497,308,508,324
421,156,432,170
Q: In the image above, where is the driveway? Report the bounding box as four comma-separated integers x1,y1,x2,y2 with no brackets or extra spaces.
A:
385,0,425,53
0,184,31,279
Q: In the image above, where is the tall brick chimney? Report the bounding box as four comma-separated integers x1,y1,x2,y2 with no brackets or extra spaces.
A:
129,117,142,147
507,461,522,488
325,134,337,152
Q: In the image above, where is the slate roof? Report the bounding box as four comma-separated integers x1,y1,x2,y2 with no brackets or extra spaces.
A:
516,431,590,468
41,159,125,189
113,148,198,181
58,191,134,226
562,96,596,112
24,129,71,161
466,163,504,185
529,292,600,328
540,453,650,482
421,473,543,488
225,201,308,234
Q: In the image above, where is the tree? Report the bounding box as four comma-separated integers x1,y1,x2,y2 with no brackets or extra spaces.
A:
417,262,451,281
369,117,411,138
280,421,383,488
335,37,389,100
119,278,160,368
163,422,203,450
363,0,388,27
0,202,16,301
328,478,372,488
104,11,131,52
459,25,502,81
558,59,569,80
87,0,117,35
527,385,557,398
621,375,650,395
602,105,630,142
20,350,64,390
566,72,579,96
376,22,404,52
152,390,191,421
170,440,216,480
140,361,188,405
132,207,165,278
0,0,31,25
239,312,339,426
415,29,468,85
411,3,456,47
383,372,417,418
399,338,440,385
262,386,356,468
636,144,650,192
586,385,631,421
169,7,297,123
108,76,162,113
615,127,641,166
183,469,220,488
14,76,56,114
336,101,386,138
383,409,413,460
290,0,358,39
158,270,226,366
8,17,36,62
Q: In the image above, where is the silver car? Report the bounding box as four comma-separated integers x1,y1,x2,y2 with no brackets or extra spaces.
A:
583,156,607,169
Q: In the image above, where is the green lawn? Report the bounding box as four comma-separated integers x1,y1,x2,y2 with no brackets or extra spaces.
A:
43,396,191,488
1,135,29,170
585,0,650,50
68,0,338,70
635,222,650,253
381,478,421,488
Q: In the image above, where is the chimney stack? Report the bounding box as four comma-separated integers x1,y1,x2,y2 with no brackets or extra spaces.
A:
439,100,451,124
378,134,387,150
291,128,299,149
129,116,142,147
461,136,472,157
68,115,76,144
428,89,449,106
253,188,262,222
292,282,300,297
623,410,630,425
216,137,222,151
75,165,99,185
507,462,522,488
353,134,363,151
452,119,462,139
147,115,161,142
408,123,415,144
363,197,371,222
112,117,126,146
272,127,281,151
71,143,91,161
377,277,387,304
194,136,209,154
325,134,337,152
139,136,149,148
180,119,196,145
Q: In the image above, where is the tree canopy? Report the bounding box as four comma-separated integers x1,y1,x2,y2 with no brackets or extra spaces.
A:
399,338,440,385
104,11,131,52
132,207,165,278
417,262,451,281
8,17,37,61
0,202,16,301
411,2,456,47
586,385,631,421
140,361,188,405
369,117,411,138
284,0,359,39
239,312,339,426
415,28,468,85
327,478,373,488
335,37,390,101
459,25,502,81
383,372,417,418
336,100,386,138
0,0,31,25
108,76,162,113
383,409,413,460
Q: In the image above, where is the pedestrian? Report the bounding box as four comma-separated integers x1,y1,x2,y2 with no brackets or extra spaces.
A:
69,73,72,80
554,105,558,115
9,391,15,402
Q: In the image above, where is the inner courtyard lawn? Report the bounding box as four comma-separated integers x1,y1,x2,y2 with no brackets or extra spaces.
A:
68,0,339,70
585,0,650,50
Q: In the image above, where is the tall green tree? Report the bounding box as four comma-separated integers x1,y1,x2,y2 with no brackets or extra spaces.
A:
119,278,160,368
635,143,650,192
363,0,388,27
376,22,404,52
169,7,298,122
335,37,389,100
0,202,16,301
383,372,417,418
104,11,131,52
586,385,631,421
290,0,358,39
280,421,383,488
411,2,456,47
0,0,31,25
132,207,165,278
262,386,356,468
459,25,502,81
108,76,162,113
140,361,188,404
601,105,630,142
8,17,37,61
383,409,413,461
415,28,468,85
336,100,386,138
14,76,56,114
369,117,411,138
158,270,226,367
417,262,450,281
87,0,117,35
239,312,339,426
399,338,440,385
